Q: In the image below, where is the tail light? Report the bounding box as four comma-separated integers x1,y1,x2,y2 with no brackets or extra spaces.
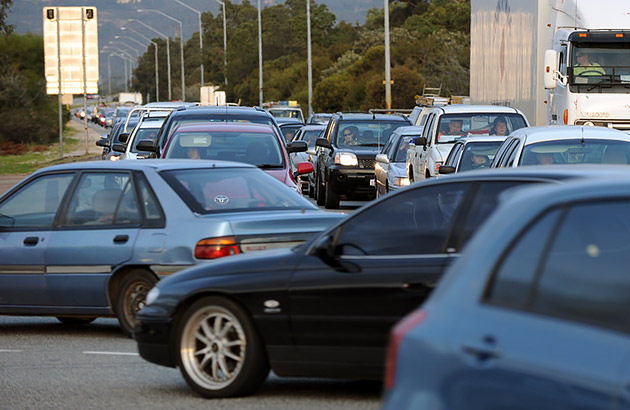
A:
384,310,427,390
195,236,241,259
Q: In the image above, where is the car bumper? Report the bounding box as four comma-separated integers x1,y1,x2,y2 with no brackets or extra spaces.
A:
329,166,376,196
134,317,175,368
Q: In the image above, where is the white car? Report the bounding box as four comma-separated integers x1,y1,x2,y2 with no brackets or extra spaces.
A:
406,105,529,181
114,111,169,160
491,125,630,168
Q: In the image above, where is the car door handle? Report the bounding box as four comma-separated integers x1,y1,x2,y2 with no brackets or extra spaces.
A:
461,342,502,361
113,235,129,244
23,236,39,246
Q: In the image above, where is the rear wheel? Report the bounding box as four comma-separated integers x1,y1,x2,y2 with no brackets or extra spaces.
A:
115,269,157,337
176,296,269,398
316,173,325,206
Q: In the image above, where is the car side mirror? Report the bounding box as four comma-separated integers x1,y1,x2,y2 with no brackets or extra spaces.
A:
288,140,308,153
375,153,389,164
96,138,109,148
316,137,331,149
112,143,126,153
118,133,130,144
544,49,558,89
296,162,314,175
439,165,455,174
136,139,157,152
414,137,427,146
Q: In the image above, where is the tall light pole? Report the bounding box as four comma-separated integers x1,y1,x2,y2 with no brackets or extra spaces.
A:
307,0,312,116
122,26,160,102
111,40,140,58
116,34,159,102
172,0,204,88
216,0,228,86
384,0,392,110
128,18,172,101
104,47,132,91
257,0,263,106
138,9,186,101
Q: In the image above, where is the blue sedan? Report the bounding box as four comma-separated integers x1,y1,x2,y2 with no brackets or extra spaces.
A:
0,160,344,336
383,175,630,410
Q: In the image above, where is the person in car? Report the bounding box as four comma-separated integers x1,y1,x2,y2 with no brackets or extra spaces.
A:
490,116,508,136
341,126,359,146
574,51,606,76
440,119,464,136
470,153,490,168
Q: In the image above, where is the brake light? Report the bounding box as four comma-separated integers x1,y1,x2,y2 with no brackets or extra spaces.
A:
384,310,427,390
195,236,241,259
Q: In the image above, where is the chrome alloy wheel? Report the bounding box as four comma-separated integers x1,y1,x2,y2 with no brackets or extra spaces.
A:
180,305,247,390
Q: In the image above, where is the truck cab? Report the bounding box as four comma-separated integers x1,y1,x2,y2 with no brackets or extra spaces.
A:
407,105,528,181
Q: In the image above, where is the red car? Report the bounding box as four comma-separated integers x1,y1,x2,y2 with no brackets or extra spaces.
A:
157,123,312,191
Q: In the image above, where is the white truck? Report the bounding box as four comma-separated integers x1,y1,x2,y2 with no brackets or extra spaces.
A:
470,0,630,130
118,92,143,105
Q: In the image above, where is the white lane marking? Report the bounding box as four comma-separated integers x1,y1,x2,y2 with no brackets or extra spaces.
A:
83,351,139,356
0,349,23,353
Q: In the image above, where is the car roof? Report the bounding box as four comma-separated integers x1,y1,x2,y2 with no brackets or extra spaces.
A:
335,113,410,121
454,136,509,144
392,126,425,135
437,105,523,114
143,102,198,108
173,105,266,114
510,125,630,143
300,124,326,131
172,123,275,133
31,159,258,175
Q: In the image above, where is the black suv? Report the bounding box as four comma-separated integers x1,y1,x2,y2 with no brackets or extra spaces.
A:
313,112,411,209
144,106,283,158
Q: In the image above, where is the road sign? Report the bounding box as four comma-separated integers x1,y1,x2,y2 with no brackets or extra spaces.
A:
43,7,99,95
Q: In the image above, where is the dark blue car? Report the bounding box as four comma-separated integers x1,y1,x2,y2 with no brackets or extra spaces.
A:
383,175,630,410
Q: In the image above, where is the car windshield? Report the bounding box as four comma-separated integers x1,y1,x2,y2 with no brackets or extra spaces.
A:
458,141,504,171
162,114,276,146
301,129,322,148
394,136,415,162
131,128,160,153
570,42,630,87
161,168,315,214
269,108,302,119
436,113,527,144
164,130,285,168
520,139,630,165
336,120,408,150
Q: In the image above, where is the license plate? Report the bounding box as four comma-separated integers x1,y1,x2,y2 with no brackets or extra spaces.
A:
369,178,375,186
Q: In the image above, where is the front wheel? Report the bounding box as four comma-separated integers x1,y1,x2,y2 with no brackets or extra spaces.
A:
176,296,269,398
324,178,340,209
115,269,157,337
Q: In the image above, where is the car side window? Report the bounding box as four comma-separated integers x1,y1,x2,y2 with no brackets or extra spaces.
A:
531,200,630,332
0,173,75,228
135,172,165,227
422,114,435,141
446,144,462,166
504,140,521,167
485,208,561,308
62,172,141,227
454,181,539,249
334,182,470,255
325,119,336,143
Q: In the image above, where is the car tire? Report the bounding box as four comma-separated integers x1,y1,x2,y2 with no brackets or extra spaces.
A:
56,316,96,325
115,269,157,338
176,296,270,398
324,177,340,209
316,173,325,206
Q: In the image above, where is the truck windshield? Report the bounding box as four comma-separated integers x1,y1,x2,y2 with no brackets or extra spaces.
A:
569,42,630,89
436,113,527,144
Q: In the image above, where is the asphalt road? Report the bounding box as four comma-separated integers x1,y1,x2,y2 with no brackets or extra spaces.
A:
0,316,381,410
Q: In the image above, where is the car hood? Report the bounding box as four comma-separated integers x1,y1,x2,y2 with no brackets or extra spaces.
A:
264,168,297,189
390,162,407,177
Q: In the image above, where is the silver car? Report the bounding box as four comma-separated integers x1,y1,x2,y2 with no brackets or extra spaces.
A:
439,136,508,175
374,126,423,198
0,160,345,336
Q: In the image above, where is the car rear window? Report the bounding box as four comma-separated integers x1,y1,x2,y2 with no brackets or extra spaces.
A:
161,168,315,214
520,139,630,165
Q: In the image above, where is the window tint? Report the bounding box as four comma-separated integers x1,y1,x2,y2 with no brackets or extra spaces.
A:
0,173,75,228
63,172,140,226
136,173,164,227
486,209,560,308
457,181,539,248
532,201,630,332
334,182,469,255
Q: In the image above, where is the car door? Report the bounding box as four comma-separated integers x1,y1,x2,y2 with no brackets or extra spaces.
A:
45,171,141,309
288,181,471,374
450,201,630,410
415,114,435,178
0,173,76,307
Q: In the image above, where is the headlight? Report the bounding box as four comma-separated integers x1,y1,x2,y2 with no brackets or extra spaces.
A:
145,287,160,306
394,177,410,187
109,155,120,161
334,152,358,166
434,161,443,174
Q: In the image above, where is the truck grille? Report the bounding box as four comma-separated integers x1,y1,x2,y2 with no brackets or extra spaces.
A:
360,159,375,169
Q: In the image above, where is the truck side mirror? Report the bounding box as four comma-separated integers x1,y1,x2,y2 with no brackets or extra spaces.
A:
544,49,558,89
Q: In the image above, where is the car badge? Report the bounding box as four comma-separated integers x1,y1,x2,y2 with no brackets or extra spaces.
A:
264,300,281,313
214,195,229,205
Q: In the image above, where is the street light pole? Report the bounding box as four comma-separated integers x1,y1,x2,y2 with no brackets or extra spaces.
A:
216,0,228,86
128,18,172,101
122,27,160,102
258,0,263,106
111,40,140,58
307,0,312,116
138,9,185,101
172,0,204,88
116,34,159,102
384,0,392,110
